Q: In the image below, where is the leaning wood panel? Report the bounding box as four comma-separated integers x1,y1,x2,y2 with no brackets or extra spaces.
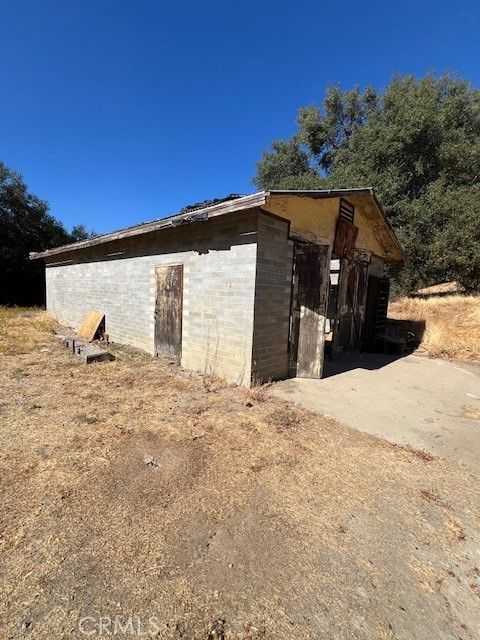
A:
331,258,354,358
354,261,369,347
155,265,183,358
77,310,104,341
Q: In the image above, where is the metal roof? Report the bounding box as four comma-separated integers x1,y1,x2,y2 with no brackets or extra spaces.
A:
30,188,404,261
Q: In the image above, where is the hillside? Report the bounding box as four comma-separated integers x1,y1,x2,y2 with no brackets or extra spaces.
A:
388,295,480,363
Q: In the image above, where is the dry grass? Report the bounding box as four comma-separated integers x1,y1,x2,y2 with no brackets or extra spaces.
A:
415,281,465,296
1,307,480,639
389,295,480,362
464,405,480,421
243,377,271,404
0,307,57,355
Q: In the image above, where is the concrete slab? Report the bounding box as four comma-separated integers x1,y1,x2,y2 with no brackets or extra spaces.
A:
272,353,480,475
55,328,114,363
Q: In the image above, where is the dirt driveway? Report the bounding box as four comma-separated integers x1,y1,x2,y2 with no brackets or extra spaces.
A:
273,353,480,475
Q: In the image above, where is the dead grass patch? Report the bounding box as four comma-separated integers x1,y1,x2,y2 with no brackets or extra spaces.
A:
0,306,56,355
389,295,480,362
244,378,271,404
441,518,467,543
397,443,436,462
265,407,301,432
1,307,480,639
420,489,452,511
464,405,480,421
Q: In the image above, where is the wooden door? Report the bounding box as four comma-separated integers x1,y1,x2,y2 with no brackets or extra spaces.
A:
289,242,331,378
331,258,369,357
362,276,390,351
154,265,183,358
331,258,353,359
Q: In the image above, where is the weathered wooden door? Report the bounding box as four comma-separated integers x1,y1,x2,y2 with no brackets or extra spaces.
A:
289,242,331,378
154,265,183,358
354,260,369,346
331,258,369,358
362,276,390,351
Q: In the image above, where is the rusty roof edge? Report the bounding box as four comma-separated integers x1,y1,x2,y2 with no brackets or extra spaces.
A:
30,191,268,260
266,187,373,197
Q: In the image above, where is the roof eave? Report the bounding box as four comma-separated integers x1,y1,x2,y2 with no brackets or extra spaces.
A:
368,189,406,264
30,191,268,260
266,188,406,264
30,188,406,265
267,187,373,197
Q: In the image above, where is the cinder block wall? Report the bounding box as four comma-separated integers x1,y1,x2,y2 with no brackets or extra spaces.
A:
251,212,293,382
45,211,259,385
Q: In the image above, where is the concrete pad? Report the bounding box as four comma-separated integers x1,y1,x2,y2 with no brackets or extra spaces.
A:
272,353,480,475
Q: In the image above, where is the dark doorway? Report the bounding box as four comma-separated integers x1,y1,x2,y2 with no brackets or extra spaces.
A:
289,241,330,378
328,257,369,359
363,276,390,351
154,264,183,358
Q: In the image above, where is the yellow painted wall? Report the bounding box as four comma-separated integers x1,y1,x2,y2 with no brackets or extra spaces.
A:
353,203,388,258
262,194,402,262
262,195,338,245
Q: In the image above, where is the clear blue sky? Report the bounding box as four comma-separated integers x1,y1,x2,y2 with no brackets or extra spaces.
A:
1,1,479,234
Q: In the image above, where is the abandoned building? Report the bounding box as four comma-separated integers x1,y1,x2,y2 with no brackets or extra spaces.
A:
31,190,405,385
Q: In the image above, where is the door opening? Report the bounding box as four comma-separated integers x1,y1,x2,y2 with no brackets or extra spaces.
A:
363,276,390,351
329,257,369,360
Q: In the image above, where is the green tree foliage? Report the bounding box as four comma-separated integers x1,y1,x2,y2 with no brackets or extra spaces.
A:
0,161,93,305
254,138,322,190
254,74,480,294
70,224,96,242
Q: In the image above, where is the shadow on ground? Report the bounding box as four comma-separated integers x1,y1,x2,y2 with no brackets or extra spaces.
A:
321,317,426,379
323,352,405,378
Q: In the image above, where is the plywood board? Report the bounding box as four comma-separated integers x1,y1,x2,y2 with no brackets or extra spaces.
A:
77,311,104,342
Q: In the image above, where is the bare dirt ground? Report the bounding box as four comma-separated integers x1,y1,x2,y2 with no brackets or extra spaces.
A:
1,308,480,639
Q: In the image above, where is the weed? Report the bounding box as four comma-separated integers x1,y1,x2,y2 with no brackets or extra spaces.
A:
244,377,271,404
